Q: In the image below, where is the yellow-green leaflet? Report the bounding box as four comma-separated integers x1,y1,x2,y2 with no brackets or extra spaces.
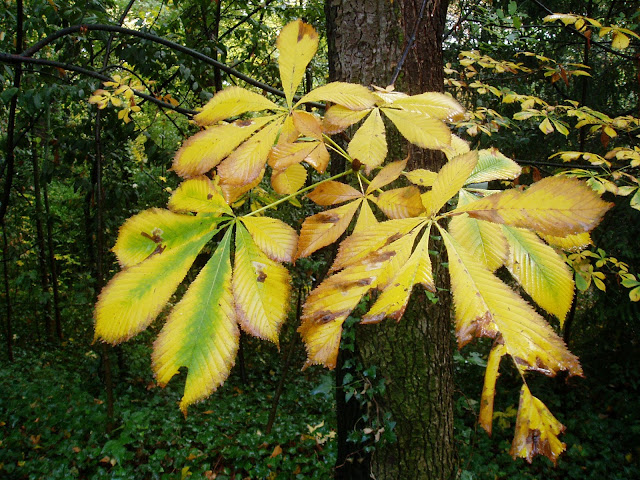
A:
95,217,222,344
233,223,290,344
112,209,221,268
153,228,238,414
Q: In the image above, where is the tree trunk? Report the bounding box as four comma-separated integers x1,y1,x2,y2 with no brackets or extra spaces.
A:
327,1,456,478
2,221,14,361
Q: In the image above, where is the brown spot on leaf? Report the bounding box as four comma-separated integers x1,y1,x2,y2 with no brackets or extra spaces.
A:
257,271,267,283
319,212,341,223
384,233,402,246
207,193,213,200
141,229,164,244
237,119,253,127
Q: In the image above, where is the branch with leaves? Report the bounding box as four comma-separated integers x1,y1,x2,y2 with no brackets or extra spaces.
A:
93,20,614,465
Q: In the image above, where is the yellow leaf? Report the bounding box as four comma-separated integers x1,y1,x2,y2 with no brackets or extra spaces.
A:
299,264,373,368
347,108,387,173
404,169,437,188
374,186,424,219
511,385,566,465
152,229,238,414
173,116,274,178
297,82,377,110
112,209,220,268
241,216,298,263
503,226,574,324
390,92,464,119
540,232,592,252
292,111,323,139
233,224,290,344
479,343,507,435
465,148,521,185
277,20,319,108
454,176,613,237
611,31,630,49
381,107,451,150
220,169,264,204
424,150,478,217
449,191,507,272
268,141,315,170
271,163,307,195
304,141,330,173
539,117,554,134
307,181,362,206
442,135,471,161
95,220,220,344
353,199,378,234
362,225,434,323
193,86,280,126
366,158,408,194
331,217,425,272
441,227,582,376
323,105,370,134
168,177,233,215
295,200,362,259
217,119,282,186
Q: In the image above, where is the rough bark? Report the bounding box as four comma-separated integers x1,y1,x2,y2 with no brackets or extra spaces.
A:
327,1,456,479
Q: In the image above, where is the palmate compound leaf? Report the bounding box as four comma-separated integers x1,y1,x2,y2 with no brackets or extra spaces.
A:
271,163,307,195
233,223,290,344
323,104,370,134
511,385,567,465
277,19,319,108
152,228,238,415
95,215,222,344
465,148,522,185
193,86,280,126
307,181,362,206
365,158,408,194
381,107,452,151
173,116,275,178
373,186,424,219
390,91,464,119
502,225,574,324
439,227,582,377
297,82,377,111
449,190,508,272
453,176,613,237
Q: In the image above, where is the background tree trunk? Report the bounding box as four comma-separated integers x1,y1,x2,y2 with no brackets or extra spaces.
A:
327,1,456,478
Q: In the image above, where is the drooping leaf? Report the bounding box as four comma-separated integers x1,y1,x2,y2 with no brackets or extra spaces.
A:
95,219,221,344
217,119,282,185
271,163,307,195
268,141,318,170
440,227,582,378
348,108,387,173
323,104,370,134
295,200,362,259
362,224,434,323
502,226,574,323
374,186,424,219
391,92,464,119
366,158,408,194
465,148,522,185
424,150,478,217
168,177,233,215
381,107,452,150
233,223,290,344
112,209,220,268
152,228,238,414
307,181,362,206
479,343,507,435
449,191,508,272
511,385,566,465
292,110,323,139
454,176,613,236
277,20,319,108
194,87,280,126
173,117,273,178
220,169,264,204
240,216,298,263
298,82,377,110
